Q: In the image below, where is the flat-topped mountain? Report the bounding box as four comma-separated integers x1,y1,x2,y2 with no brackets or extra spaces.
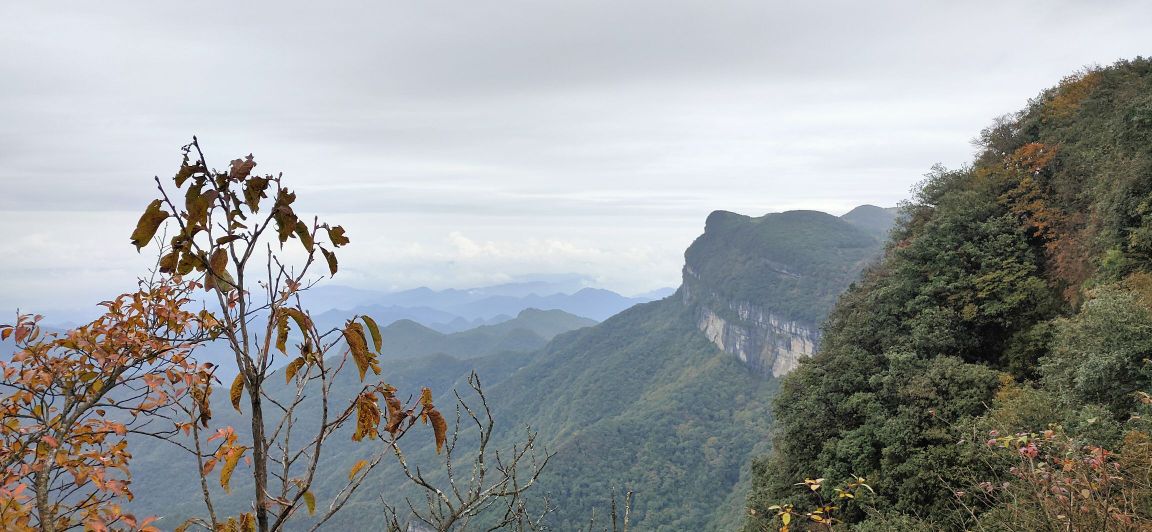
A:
681,206,894,375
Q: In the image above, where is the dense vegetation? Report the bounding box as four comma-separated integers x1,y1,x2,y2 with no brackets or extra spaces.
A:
487,299,779,530
127,297,778,530
746,58,1152,530
684,207,892,325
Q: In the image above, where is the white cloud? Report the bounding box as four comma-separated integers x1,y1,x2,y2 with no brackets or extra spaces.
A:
1,0,1149,313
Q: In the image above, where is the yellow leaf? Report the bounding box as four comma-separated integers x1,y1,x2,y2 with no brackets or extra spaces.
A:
130,199,169,250
285,357,306,384
283,307,311,333
348,459,368,481
344,322,378,381
275,312,289,354
230,373,244,413
220,447,247,494
352,393,381,442
303,490,316,515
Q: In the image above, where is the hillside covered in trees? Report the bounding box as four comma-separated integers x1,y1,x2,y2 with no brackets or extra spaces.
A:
123,205,893,529
746,57,1152,530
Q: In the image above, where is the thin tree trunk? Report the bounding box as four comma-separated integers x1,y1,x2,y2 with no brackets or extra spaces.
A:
249,377,270,532
33,468,55,532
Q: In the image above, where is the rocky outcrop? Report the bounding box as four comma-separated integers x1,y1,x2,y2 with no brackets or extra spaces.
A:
679,207,895,377
682,268,819,377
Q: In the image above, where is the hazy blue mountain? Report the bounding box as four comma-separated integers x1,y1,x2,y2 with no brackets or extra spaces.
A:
309,285,663,330
376,308,596,359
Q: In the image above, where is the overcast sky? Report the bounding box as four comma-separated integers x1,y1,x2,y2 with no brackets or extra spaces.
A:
1,0,1149,316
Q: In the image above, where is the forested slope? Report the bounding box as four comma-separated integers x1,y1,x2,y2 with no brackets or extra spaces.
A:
746,58,1152,530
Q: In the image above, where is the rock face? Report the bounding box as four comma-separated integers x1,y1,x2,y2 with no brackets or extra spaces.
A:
680,207,895,377
686,280,818,376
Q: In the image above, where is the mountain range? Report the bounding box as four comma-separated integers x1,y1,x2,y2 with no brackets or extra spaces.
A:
125,204,893,530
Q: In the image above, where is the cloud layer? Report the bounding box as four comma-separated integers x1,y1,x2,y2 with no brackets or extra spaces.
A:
1,0,1149,312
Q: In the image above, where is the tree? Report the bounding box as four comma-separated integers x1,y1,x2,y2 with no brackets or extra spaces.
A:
0,277,216,531
127,137,454,531
0,138,554,532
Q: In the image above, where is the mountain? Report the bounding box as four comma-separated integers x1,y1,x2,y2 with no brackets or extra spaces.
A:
305,282,666,331
123,203,881,530
683,208,893,376
747,58,1152,530
376,308,596,359
840,203,900,235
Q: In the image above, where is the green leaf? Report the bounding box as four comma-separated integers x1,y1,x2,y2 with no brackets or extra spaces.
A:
130,199,169,250
360,315,382,352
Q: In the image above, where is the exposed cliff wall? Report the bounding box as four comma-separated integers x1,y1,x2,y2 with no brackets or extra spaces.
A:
682,267,819,376
681,207,894,376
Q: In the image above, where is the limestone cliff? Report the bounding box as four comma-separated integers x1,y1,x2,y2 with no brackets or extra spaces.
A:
681,206,894,376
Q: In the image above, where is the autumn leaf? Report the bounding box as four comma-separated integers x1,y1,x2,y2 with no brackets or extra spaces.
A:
348,459,368,480
326,225,350,247
273,189,298,243
243,176,268,212
302,490,316,516
285,357,305,384
174,161,200,187
130,200,169,250
360,315,382,352
352,393,381,442
205,249,229,292
320,247,338,276
220,446,247,494
283,307,311,333
294,221,314,253
428,408,447,454
383,389,406,435
230,373,244,413
229,154,257,181
158,251,179,274
275,312,290,354
343,322,378,381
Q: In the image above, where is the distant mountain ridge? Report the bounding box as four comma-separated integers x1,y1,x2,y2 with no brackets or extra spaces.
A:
375,308,596,359
303,282,670,331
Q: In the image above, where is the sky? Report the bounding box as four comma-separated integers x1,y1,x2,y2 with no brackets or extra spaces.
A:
1,0,1149,316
